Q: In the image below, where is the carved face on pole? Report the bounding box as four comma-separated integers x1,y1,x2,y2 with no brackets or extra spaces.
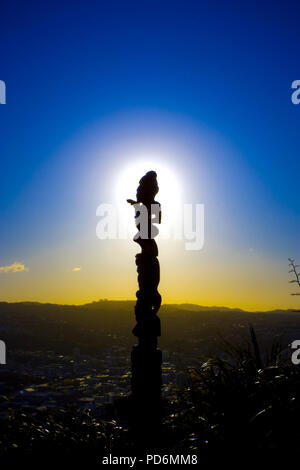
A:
136,171,159,206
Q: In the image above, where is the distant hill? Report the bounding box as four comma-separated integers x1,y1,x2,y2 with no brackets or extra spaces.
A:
0,300,299,355
167,303,244,312
1,299,297,313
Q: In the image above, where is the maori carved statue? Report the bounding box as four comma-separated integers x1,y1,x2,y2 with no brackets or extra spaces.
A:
127,171,162,399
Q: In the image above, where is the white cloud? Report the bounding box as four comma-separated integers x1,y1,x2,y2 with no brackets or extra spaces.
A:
0,262,29,273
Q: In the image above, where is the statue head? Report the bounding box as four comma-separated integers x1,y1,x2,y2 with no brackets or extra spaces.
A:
136,170,159,204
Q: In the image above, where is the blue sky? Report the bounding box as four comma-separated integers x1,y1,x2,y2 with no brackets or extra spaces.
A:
0,0,299,308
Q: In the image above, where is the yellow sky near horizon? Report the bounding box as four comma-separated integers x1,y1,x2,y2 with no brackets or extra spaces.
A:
0,236,298,312
1,116,299,313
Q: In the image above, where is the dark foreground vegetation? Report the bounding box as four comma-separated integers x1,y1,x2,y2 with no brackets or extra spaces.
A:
1,326,300,465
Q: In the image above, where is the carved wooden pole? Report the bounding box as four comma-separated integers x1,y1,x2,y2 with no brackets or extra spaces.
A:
127,171,162,401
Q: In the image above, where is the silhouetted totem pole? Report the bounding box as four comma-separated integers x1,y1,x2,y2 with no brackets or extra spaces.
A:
127,171,162,401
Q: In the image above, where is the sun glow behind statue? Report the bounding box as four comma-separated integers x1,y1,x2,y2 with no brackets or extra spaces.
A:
115,158,182,240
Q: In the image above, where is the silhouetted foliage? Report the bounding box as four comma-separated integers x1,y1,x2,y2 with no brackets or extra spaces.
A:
1,327,300,464
289,257,300,295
